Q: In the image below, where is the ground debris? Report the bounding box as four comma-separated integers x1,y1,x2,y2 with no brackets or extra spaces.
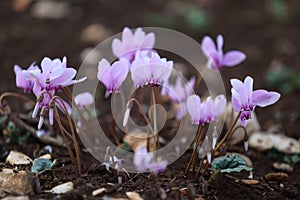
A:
0,168,34,194
264,172,288,182
6,151,32,165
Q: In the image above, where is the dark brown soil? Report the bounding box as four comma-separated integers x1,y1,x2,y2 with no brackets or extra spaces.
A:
1,0,300,199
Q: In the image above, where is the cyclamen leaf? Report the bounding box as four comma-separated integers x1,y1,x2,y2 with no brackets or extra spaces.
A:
211,154,252,174
31,158,56,174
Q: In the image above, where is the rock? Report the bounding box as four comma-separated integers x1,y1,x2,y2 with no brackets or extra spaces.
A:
6,151,32,165
225,103,260,145
31,0,70,19
39,154,51,159
102,196,129,200
241,179,259,185
123,130,155,152
0,168,34,194
249,131,300,154
126,192,144,200
81,24,111,44
50,182,74,194
92,187,107,196
273,162,293,172
265,172,288,182
2,196,30,200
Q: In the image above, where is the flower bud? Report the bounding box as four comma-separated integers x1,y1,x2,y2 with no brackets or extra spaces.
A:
38,116,44,130
123,106,131,127
212,126,218,149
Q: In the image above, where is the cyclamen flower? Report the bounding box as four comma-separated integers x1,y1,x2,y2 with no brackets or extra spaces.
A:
133,146,167,174
131,51,173,87
19,57,85,129
186,94,226,125
162,76,195,119
97,58,129,97
23,57,86,96
231,76,280,125
112,27,155,62
14,63,39,93
74,92,94,108
201,34,246,70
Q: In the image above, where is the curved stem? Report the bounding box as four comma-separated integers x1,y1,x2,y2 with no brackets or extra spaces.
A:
185,125,204,174
0,92,35,105
224,125,248,149
213,111,242,154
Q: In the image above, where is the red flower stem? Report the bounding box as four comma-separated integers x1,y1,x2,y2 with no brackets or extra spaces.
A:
185,125,204,174
213,111,242,155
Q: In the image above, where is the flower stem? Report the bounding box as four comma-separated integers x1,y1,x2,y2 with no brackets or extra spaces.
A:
201,111,242,176
185,125,204,174
213,111,242,154
151,87,159,151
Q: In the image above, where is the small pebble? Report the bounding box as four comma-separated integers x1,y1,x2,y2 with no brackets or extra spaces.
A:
241,179,260,185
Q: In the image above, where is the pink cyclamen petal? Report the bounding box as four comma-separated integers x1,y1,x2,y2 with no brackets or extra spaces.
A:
230,76,280,125
74,92,94,107
186,95,202,124
221,51,246,67
252,90,281,107
201,34,246,70
112,27,155,61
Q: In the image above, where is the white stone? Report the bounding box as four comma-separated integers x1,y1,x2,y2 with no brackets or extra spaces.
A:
81,24,111,44
92,187,107,196
249,131,300,154
6,151,32,165
1,196,30,200
50,182,74,194
31,0,70,19
126,192,144,200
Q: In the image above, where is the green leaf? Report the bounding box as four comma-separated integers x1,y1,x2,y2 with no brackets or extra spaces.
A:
31,158,56,175
291,154,300,164
183,6,209,32
120,142,132,152
211,154,252,173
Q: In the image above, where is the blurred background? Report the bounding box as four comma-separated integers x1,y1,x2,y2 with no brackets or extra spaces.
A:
0,0,300,136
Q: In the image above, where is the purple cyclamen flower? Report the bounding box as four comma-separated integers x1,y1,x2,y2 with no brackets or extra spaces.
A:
231,76,281,125
186,94,226,125
133,147,167,174
131,51,173,88
162,76,195,119
97,58,129,97
112,27,155,62
133,147,153,172
201,34,246,70
23,57,86,96
74,92,94,108
147,159,168,175
14,63,39,93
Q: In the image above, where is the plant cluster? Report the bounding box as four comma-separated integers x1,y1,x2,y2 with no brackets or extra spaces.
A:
0,27,281,183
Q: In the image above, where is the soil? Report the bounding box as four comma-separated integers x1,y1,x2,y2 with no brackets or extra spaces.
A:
1,0,300,200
